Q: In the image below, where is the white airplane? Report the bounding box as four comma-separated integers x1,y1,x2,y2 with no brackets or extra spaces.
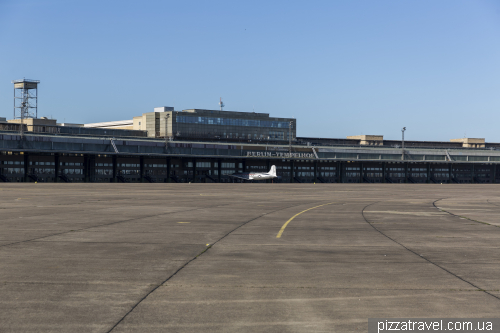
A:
230,165,278,181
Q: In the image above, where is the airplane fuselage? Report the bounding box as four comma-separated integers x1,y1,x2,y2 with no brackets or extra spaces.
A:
230,165,278,181
247,172,275,180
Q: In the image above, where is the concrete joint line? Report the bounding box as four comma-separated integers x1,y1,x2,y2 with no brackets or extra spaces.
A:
434,198,499,228
105,203,303,333
0,203,233,249
362,200,500,302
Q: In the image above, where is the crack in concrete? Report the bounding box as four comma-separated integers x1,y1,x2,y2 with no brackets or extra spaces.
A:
487,199,500,208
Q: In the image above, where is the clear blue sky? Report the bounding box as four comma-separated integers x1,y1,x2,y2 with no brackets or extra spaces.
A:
1,0,500,141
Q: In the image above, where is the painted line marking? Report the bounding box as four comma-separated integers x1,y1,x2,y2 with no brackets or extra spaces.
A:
177,222,191,224
276,202,335,238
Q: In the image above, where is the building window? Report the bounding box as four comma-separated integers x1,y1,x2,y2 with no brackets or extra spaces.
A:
269,131,284,140
176,115,291,128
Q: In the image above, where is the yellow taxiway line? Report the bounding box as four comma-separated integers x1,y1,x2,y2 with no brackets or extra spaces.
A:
276,202,335,238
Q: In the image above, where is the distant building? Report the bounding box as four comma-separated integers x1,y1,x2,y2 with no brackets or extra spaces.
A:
450,138,485,148
2,108,500,184
346,135,384,146
85,107,297,141
8,117,58,133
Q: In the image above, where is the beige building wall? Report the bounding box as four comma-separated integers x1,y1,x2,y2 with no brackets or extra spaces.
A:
145,113,158,138
347,135,384,146
450,138,485,148
132,111,173,138
133,116,146,131
8,117,57,131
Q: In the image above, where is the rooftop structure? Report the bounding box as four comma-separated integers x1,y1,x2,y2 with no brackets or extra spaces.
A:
84,120,134,130
129,108,297,141
450,138,485,148
346,135,384,146
8,117,57,133
299,136,496,150
12,79,39,120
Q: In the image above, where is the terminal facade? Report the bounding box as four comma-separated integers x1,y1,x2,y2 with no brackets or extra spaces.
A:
84,107,297,142
1,134,500,184
1,107,500,184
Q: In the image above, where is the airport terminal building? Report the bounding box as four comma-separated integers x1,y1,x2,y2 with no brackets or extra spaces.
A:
83,107,297,142
1,106,500,184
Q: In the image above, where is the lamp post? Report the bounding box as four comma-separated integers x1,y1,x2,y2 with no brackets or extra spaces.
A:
165,114,170,147
401,127,406,160
20,101,26,139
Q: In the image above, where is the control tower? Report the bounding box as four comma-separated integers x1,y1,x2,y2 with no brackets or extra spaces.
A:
12,79,39,119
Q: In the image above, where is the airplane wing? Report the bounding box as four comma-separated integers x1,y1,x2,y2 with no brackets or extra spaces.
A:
229,173,251,180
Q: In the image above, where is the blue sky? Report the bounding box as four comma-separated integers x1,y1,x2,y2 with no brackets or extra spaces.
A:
1,0,500,141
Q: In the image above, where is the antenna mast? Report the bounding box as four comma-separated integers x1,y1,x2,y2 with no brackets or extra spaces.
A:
219,97,225,111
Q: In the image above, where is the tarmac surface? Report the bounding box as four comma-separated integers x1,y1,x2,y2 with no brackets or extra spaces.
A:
0,183,499,332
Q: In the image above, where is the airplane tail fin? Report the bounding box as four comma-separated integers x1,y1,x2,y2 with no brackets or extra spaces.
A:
269,165,277,177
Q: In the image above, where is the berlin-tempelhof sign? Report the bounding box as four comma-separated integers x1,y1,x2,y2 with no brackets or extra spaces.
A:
246,151,315,159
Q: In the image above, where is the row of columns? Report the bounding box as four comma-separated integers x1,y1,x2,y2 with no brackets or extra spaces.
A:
13,153,170,183
4,153,496,183
282,161,489,184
